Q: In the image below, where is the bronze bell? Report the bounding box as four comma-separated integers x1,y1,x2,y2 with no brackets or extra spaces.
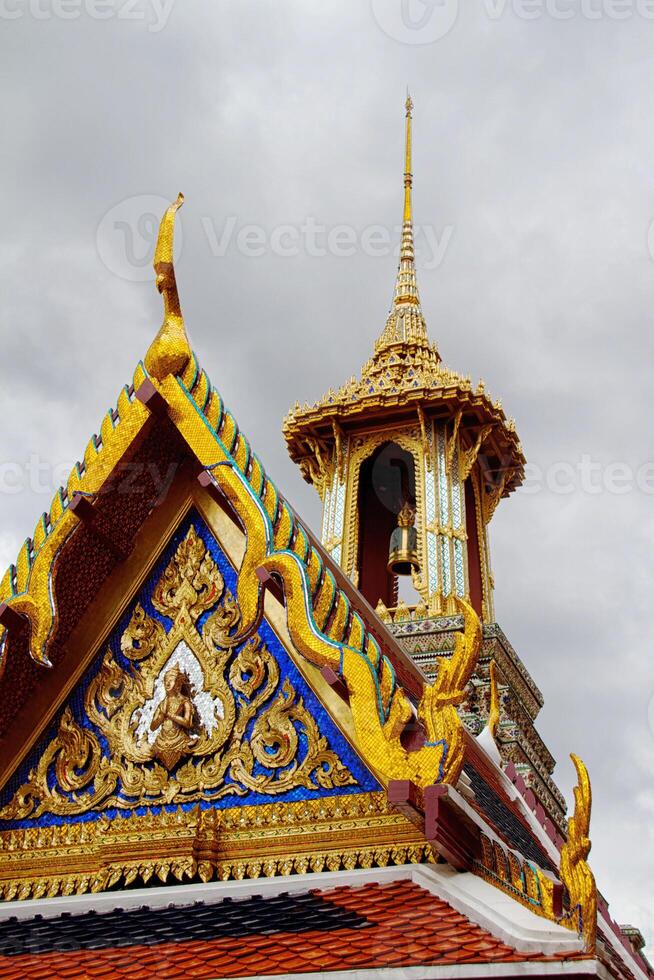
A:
387,502,420,576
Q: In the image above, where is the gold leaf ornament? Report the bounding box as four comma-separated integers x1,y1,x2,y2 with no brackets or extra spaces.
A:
121,604,166,661
152,528,225,623
0,526,356,820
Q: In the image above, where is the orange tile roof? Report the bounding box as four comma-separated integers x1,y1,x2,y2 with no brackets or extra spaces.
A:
0,879,590,980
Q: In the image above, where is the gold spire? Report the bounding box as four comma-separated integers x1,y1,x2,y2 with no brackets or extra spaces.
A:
144,192,192,382
363,93,440,370
393,91,420,309
403,91,413,224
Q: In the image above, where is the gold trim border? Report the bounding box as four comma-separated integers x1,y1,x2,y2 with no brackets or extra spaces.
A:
0,792,433,901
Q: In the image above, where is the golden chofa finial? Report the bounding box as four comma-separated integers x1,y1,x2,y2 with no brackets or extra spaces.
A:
559,754,597,952
144,192,192,382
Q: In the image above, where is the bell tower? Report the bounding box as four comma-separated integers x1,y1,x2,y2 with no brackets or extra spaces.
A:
283,96,568,828
284,95,525,623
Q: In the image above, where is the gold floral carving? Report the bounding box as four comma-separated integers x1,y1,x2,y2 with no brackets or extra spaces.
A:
445,409,462,476
417,405,431,471
559,754,597,951
299,436,334,499
0,526,355,821
459,425,493,483
482,470,509,525
332,420,346,482
469,469,494,622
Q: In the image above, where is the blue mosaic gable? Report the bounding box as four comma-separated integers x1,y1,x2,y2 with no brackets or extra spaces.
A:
0,510,380,830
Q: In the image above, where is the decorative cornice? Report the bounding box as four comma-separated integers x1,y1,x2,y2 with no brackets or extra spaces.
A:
0,792,430,901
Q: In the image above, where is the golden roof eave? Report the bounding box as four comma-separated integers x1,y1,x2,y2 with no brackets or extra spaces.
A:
284,380,526,496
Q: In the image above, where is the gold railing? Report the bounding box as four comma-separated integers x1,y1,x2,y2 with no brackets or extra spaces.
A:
375,592,466,624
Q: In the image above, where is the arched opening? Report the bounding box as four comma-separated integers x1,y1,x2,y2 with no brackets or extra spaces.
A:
357,442,416,609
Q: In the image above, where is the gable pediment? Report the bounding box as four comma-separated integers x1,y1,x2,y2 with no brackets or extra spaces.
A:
0,506,436,901
0,510,378,828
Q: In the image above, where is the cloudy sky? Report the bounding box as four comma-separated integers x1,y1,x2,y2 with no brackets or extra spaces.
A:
1,0,653,945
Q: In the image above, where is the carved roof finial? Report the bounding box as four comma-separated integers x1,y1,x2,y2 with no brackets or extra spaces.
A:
144,192,192,382
560,754,597,951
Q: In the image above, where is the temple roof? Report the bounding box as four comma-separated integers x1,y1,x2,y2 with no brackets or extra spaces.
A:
0,194,479,804
0,192,649,980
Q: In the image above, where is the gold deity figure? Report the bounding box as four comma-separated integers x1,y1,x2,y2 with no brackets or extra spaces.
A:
150,666,197,769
